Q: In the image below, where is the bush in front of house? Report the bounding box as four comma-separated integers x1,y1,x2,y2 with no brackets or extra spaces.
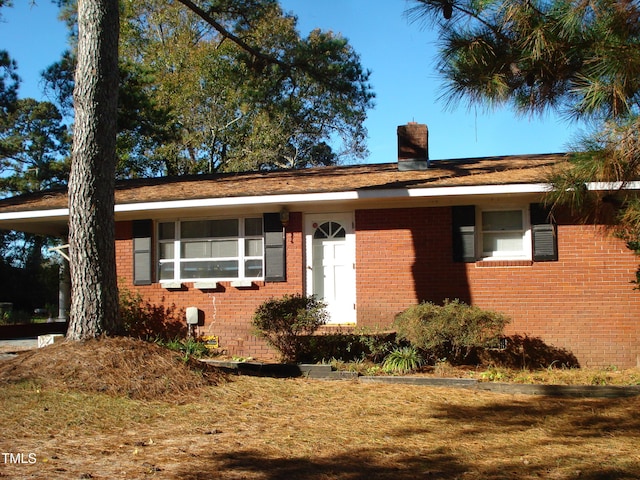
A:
394,299,510,365
382,345,425,374
295,329,397,364
118,286,187,340
252,294,328,363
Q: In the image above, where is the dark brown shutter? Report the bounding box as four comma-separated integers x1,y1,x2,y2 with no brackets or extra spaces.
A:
452,206,476,262
530,204,558,262
263,213,286,282
133,220,153,285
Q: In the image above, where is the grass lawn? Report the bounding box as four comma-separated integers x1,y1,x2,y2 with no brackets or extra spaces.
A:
1,338,639,479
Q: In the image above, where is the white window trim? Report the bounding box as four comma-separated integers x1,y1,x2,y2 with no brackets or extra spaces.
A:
157,217,265,283
477,205,531,261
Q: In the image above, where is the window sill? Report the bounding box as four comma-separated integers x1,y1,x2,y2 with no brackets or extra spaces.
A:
476,260,533,267
160,280,264,290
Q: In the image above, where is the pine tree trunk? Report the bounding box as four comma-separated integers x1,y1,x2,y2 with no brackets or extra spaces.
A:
67,0,120,340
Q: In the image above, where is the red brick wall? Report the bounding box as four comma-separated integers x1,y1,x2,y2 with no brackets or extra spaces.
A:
355,207,468,325
116,206,640,367
355,207,640,368
466,223,639,368
115,213,304,360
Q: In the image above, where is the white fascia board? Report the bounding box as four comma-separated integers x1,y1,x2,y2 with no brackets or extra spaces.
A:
7,181,638,222
365,183,552,198
114,183,553,214
587,181,640,191
0,208,68,221
113,191,359,213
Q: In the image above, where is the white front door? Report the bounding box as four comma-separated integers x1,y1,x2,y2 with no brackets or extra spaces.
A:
305,213,356,324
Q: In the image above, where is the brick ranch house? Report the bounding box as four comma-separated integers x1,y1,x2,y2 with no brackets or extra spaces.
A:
1,123,639,368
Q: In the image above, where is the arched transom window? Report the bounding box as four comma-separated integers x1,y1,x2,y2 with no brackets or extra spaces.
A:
313,221,346,239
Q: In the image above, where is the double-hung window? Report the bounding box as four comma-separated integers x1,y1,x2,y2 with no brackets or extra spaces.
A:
480,209,530,259
453,204,557,263
158,218,264,282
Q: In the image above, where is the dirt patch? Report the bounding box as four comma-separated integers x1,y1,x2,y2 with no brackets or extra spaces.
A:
0,336,225,400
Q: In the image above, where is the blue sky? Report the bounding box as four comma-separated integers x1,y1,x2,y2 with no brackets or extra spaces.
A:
1,0,585,164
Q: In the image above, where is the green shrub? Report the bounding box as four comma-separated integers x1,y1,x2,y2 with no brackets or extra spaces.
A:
296,329,396,364
118,286,187,340
382,346,424,374
252,294,328,363
394,299,510,364
357,328,397,363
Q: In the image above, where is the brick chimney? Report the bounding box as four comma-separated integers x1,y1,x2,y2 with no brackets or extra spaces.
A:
397,122,429,171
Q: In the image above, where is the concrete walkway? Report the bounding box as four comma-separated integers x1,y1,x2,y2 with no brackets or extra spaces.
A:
0,337,37,351
0,338,38,360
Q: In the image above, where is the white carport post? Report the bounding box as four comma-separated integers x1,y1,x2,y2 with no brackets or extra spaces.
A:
49,244,70,322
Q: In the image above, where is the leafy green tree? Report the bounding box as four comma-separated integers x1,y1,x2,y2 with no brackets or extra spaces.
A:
118,0,374,174
41,50,75,118
53,0,373,176
0,98,70,196
0,8,67,318
0,5,69,197
115,61,180,178
42,52,180,178
408,0,640,244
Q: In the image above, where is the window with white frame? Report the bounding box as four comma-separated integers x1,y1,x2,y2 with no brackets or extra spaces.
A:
158,217,264,282
479,208,530,259
452,204,556,263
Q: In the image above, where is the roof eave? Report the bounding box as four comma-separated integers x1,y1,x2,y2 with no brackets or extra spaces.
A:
1,180,638,236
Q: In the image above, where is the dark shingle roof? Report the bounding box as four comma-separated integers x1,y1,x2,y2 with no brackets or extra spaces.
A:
0,153,567,214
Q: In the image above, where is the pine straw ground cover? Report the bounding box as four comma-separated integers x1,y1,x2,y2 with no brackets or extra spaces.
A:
0,337,224,401
0,339,639,479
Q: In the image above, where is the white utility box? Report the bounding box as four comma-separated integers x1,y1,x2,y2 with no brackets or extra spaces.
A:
186,307,200,325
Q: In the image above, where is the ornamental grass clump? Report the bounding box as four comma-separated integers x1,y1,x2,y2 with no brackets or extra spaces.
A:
394,299,510,364
252,294,328,363
382,346,425,374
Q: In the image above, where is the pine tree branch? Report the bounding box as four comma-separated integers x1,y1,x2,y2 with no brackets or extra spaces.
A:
175,0,290,71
